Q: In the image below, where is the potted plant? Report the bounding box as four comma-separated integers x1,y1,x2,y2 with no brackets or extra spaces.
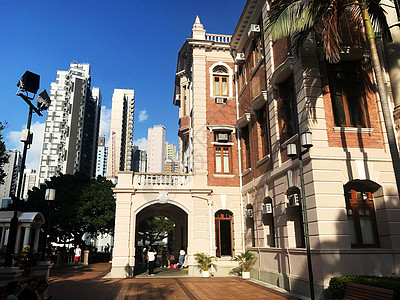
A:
232,251,257,279
194,252,216,278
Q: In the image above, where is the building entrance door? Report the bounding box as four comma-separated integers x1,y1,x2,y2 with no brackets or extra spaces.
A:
215,210,233,257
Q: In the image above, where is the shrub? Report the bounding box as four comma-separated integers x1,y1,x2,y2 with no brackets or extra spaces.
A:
194,253,216,271
329,275,400,299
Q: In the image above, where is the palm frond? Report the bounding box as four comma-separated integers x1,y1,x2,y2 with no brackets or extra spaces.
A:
367,0,392,42
266,0,323,41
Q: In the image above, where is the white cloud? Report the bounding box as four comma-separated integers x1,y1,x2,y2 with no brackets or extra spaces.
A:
6,121,45,171
134,138,147,151
138,109,148,123
99,105,112,146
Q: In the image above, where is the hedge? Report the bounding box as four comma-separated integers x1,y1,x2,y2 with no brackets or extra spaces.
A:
329,275,400,299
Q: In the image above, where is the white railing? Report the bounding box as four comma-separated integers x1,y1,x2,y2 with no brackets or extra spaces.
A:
205,33,231,43
134,173,190,187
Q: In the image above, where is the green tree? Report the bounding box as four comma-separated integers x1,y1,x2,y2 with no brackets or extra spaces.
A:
137,216,174,246
22,173,115,246
0,122,8,185
265,0,400,196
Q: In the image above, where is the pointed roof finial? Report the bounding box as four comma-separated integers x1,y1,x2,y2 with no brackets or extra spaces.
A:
191,15,206,39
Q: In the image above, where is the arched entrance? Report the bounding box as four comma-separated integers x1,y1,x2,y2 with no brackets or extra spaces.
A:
135,203,188,274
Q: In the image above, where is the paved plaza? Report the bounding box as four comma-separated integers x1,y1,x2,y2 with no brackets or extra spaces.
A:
47,263,304,300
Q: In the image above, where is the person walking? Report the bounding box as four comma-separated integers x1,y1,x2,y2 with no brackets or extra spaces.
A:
178,248,186,267
147,247,157,276
161,247,168,268
74,245,81,268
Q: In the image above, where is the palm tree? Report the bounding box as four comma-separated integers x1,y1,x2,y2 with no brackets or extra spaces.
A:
265,0,400,197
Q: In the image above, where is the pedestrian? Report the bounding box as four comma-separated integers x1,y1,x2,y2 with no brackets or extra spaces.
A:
74,245,81,268
18,277,38,300
147,247,157,276
178,248,186,267
5,280,19,300
161,247,168,268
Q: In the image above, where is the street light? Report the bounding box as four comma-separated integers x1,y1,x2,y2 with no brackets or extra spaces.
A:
287,131,315,300
4,71,50,268
42,188,56,260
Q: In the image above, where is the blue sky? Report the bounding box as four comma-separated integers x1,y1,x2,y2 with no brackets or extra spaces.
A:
0,0,245,170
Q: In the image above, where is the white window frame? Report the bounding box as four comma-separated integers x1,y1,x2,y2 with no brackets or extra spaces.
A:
209,62,234,99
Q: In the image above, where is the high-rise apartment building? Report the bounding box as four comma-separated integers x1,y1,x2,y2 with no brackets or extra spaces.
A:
132,146,147,173
0,150,21,201
96,136,108,177
107,89,135,179
21,169,38,200
165,142,177,161
39,62,101,184
146,125,166,173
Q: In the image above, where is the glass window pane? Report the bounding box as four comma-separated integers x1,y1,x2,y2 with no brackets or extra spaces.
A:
360,218,376,244
215,148,222,173
222,78,228,96
214,77,220,95
223,148,230,173
348,217,358,244
332,93,347,126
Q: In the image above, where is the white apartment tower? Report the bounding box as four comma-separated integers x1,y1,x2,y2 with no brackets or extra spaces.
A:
146,125,166,173
107,89,135,179
165,142,177,161
39,62,101,184
96,136,108,177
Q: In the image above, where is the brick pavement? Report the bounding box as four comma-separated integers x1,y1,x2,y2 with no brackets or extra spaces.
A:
47,263,302,300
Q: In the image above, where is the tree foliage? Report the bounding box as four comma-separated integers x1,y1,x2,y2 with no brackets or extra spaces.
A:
265,0,391,63
0,122,8,185
137,216,174,246
21,173,115,245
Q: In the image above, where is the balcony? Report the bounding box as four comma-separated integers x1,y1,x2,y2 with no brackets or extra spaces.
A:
205,33,231,43
133,173,192,187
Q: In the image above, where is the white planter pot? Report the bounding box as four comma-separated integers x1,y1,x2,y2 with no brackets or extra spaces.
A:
201,270,210,278
242,271,251,279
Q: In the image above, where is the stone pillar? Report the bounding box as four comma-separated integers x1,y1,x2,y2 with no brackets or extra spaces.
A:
14,226,22,254
22,227,31,250
33,228,40,252
83,250,89,265
0,227,5,248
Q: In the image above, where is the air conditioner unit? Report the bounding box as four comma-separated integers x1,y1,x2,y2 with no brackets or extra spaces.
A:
217,133,229,142
235,53,245,64
262,203,273,214
248,24,261,36
245,208,253,218
288,194,300,207
215,97,226,104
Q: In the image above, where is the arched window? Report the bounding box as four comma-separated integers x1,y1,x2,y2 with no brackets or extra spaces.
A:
213,66,228,97
210,63,233,98
344,181,380,247
215,210,233,257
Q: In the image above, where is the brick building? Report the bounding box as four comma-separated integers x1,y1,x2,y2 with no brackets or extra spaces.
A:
230,0,400,297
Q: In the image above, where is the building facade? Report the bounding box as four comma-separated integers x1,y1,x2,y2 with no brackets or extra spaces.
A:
96,136,108,177
230,0,400,298
111,17,243,278
0,150,21,205
38,62,101,184
146,125,166,173
132,146,147,173
107,89,135,180
21,169,38,200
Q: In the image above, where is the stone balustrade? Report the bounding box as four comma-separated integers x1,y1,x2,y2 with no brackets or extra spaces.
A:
134,173,191,187
205,33,231,43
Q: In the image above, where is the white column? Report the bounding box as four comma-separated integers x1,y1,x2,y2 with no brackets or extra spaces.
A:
22,227,31,250
14,226,22,254
33,228,40,252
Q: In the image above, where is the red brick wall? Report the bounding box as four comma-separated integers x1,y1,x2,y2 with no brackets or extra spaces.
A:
205,60,239,187
320,62,384,149
273,37,291,68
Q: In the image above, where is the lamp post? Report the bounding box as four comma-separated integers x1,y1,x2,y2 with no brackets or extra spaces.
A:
287,132,315,300
41,188,56,261
4,71,51,268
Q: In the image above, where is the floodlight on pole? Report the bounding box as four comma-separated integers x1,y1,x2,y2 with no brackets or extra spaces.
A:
4,70,51,268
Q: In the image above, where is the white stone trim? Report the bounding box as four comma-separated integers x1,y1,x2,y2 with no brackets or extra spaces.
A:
333,127,374,133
